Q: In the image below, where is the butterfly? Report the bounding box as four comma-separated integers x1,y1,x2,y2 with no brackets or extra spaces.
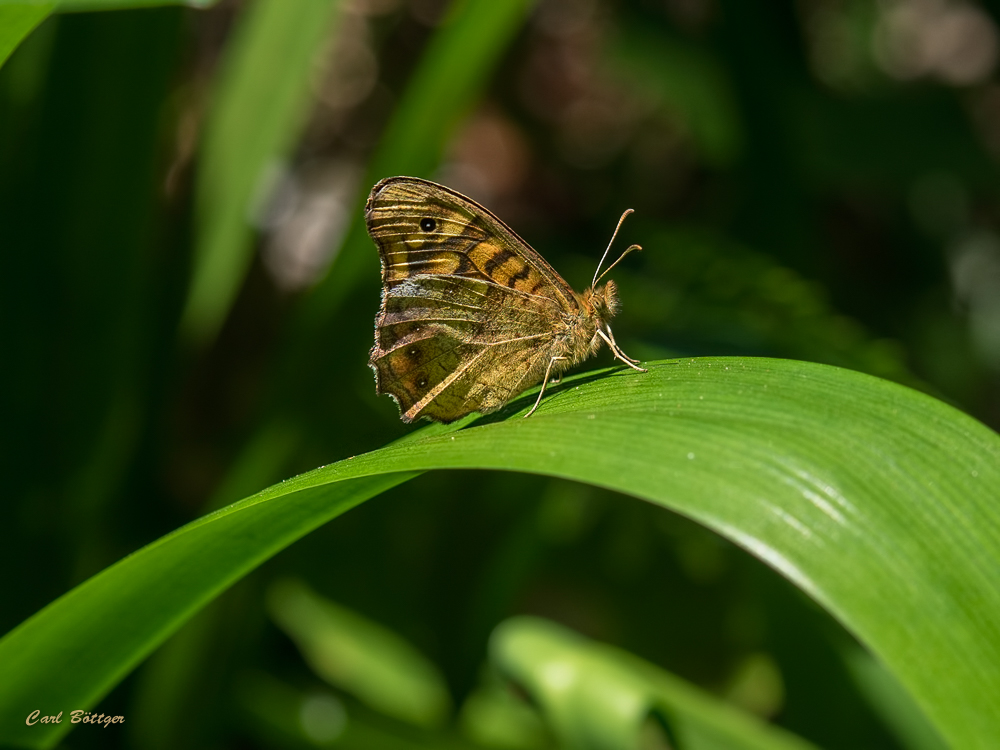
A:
366,176,646,423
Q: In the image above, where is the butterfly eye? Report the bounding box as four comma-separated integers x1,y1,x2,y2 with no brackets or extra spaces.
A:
419,218,436,232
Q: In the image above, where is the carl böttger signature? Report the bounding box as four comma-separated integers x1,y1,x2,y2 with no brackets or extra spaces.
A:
26,710,123,728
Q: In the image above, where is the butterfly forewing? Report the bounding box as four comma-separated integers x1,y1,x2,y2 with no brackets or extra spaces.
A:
367,178,578,304
366,177,583,422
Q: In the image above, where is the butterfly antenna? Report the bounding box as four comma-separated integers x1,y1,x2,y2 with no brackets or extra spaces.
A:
595,243,642,286
592,209,640,287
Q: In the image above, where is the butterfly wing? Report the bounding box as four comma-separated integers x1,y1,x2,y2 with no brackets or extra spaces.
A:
366,177,582,422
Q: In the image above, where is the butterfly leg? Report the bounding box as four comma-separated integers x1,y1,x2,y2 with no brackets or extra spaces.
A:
598,328,648,372
606,328,642,365
525,356,568,418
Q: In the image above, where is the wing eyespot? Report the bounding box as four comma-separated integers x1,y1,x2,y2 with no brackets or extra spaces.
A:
420,218,436,232
417,377,428,388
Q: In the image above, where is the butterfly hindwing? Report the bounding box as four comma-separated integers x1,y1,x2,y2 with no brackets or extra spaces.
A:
371,274,565,421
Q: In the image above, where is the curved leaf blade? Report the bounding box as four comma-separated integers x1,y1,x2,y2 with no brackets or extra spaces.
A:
267,579,452,728
181,0,343,344
0,358,996,749
490,616,817,750
0,5,52,70
0,473,417,749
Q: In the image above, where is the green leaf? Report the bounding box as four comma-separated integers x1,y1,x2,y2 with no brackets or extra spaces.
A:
840,643,948,750
490,616,816,749
0,358,997,749
267,579,452,728
459,678,556,748
0,5,52,69
180,0,344,344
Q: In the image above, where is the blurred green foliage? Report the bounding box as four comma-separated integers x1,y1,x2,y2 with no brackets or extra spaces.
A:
2,0,999,748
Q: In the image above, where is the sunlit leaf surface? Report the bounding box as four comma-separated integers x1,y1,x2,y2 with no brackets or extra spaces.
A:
0,5,52,69
0,358,996,748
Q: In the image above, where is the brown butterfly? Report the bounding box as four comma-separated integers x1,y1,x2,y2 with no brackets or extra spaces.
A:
366,176,646,423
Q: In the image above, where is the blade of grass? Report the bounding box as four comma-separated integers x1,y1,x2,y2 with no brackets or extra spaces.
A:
0,5,52,69
267,579,452,728
491,616,818,750
840,643,948,750
180,0,344,345
0,473,417,749
0,358,997,749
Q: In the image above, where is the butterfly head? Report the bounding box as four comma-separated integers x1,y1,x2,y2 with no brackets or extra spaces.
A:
586,279,621,324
